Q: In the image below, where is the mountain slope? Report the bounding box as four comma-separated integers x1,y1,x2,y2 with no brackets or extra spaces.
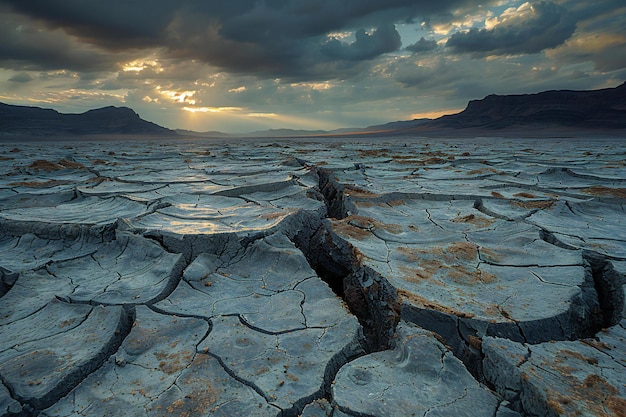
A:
423,82,626,131
0,103,175,137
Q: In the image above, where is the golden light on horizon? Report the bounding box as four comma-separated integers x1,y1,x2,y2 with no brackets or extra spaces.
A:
183,106,243,113
247,112,278,118
410,108,463,119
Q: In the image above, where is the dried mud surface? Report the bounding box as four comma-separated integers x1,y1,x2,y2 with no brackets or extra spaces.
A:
1,136,625,417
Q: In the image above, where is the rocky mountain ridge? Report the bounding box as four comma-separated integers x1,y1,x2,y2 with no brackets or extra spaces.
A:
0,103,174,137
425,81,626,131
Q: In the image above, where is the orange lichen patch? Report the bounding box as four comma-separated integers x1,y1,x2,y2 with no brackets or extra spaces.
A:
89,159,108,165
423,150,449,157
391,155,447,165
343,186,380,198
399,266,431,282
511,199,556,210
155,349,194,374
9,180,71,188
397,289,475,318
445,241,479,261
387,199,406,207
58,318,77,328
398,243,497,286
467,168,498,175
578,374,618,402
391,154,418,160
165,385,220,416
85,176,112,184
342,215,404,235
260,212,287,221
582,340,613,351
547,397,566,414
382,223,404,234
491,191,505,199
543,372,626,417
448,268,498,285
27,159,64,171
358,148,390,158
513,192,537,198
59,159,84,169
451,213,495,228
421,157,447,165
354,201,382,208
479,246,500,260
331,219,372,240
345,215,377,229
606,396,626,417
398,246,444,262
26,159,84,171
557,349,599,365
582,186,626,199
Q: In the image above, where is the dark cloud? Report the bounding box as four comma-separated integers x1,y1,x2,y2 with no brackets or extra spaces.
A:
8,72,33,83
0,11,127,72
0,0,499,79
0,1,179,50
446,1,577,55
406,37,438,53
322,24,402,61
548,35,626,72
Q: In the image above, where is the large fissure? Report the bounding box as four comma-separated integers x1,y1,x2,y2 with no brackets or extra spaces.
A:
584,250,625,328
294,169,402,353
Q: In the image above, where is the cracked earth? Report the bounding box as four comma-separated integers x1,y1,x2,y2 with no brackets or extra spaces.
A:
0,136,625,417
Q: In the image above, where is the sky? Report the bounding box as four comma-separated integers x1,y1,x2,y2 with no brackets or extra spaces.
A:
0,0,625,133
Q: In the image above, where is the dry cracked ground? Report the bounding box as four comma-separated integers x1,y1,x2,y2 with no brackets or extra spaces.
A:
0,136,624,417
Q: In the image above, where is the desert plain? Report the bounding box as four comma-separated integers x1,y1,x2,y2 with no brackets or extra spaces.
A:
0,135,624,417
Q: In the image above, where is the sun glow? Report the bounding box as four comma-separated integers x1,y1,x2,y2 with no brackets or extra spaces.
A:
247,112,277,118
410,108,463,119
157,87,197,105
122,58,161,73
183,106,243,113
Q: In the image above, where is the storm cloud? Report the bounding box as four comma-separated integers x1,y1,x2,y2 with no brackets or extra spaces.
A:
406,37,438,53
0,0,500,78
446,1,577,55
322,24,402,61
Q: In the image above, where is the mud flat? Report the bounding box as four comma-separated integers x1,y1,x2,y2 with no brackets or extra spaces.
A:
1,136,624,416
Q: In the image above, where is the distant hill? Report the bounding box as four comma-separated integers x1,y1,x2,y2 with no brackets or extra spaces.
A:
0,103,175,137
409,82,626,134
175,129,231,138
362,118,431,132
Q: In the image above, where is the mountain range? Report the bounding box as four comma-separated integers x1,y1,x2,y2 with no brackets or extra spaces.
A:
1,82,624,139
0,104,173,137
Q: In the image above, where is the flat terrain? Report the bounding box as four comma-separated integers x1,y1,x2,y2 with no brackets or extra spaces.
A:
0,135,625,417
